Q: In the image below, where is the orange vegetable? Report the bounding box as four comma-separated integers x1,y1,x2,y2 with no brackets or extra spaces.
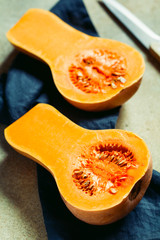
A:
4,103,152,225
7,9,145,111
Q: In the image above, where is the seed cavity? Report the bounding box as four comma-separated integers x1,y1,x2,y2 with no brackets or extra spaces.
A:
72,142,138,196
69,49,127,94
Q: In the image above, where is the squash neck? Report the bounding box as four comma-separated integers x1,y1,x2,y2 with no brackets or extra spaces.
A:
5,104,87,170
7,9,88,66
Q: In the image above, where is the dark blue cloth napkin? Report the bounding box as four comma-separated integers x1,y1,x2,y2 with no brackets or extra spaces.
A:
0,0,160,239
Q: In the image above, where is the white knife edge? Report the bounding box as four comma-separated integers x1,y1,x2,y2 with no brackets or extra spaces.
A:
102,0,160,61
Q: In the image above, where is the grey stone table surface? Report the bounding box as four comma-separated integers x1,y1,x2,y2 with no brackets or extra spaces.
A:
0,0,160,239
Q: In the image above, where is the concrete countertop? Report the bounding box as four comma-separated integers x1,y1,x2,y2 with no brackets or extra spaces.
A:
0,0,160,239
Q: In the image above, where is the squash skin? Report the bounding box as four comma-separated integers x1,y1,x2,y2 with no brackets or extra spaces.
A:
4,103,152,225
6,8,145,111
65,78,142,111
63,160,152,225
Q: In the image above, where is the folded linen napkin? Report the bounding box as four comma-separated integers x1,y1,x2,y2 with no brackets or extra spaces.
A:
0,0,160,239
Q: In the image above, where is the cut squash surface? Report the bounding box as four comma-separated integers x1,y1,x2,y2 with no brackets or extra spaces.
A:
5,104,152,225
7,9,145,111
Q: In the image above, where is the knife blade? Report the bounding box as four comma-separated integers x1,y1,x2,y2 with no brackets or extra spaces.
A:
102,0,160,61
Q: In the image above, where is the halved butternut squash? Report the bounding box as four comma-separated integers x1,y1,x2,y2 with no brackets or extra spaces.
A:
4,103,152,225
6,9,145,111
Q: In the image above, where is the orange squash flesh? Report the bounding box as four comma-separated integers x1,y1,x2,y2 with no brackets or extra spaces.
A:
4,103,152,225
6,9,145,111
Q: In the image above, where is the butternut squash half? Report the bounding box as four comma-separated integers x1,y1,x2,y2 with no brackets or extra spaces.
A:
5,103,152,225
6,9,145,111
